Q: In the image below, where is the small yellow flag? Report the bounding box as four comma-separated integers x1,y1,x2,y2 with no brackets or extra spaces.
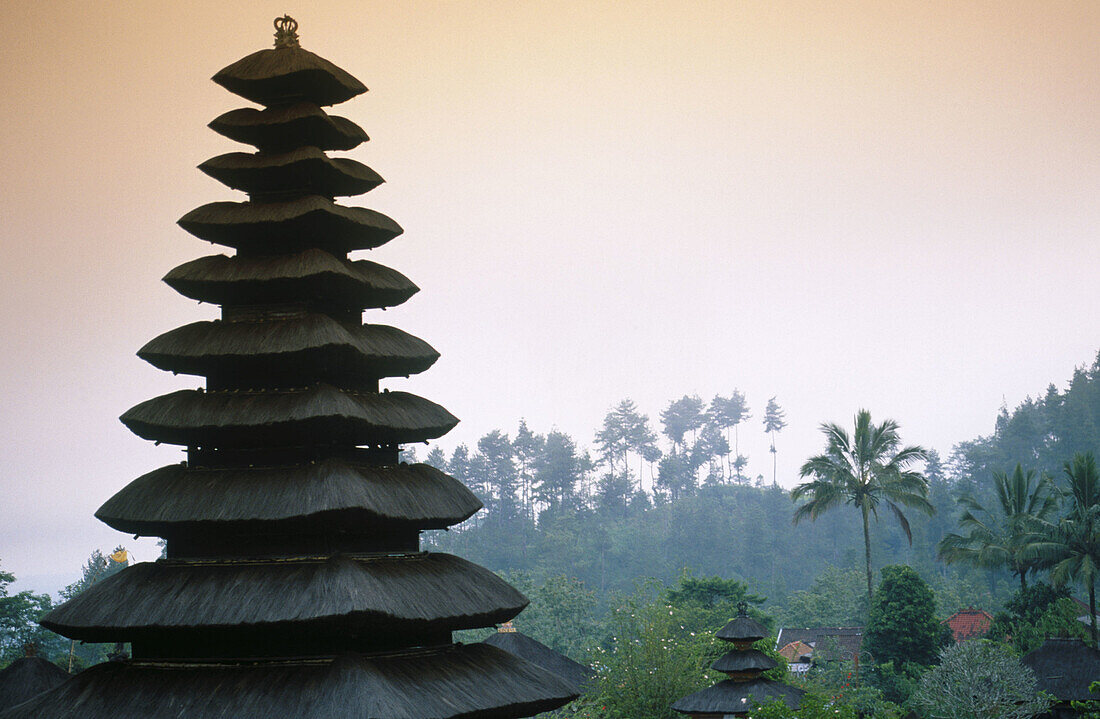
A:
108,549,129,564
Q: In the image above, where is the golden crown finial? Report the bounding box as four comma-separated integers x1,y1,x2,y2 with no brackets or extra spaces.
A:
274,15,300,48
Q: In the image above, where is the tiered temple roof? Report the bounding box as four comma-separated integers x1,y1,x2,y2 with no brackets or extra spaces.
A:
671,604,803,717
2,17,575,718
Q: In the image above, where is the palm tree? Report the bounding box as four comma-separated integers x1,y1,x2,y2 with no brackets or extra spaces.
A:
936,464,1059,593
792,409,932,603
1027,452,1100,647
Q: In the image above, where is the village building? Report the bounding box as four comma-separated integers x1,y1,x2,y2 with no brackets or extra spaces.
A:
941,607,993,642
0,647,68,712
481,622,593,694
774,626,864,668
1022,637,1100,719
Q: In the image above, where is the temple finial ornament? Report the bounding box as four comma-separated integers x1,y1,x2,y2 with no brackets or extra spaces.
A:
274,15,300,48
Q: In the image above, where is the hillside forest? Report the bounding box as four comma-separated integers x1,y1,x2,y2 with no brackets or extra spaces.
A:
3,352,1100,716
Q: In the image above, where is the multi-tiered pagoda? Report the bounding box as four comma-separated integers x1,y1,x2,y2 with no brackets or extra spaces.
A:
671,604,803,717
3,18,576,718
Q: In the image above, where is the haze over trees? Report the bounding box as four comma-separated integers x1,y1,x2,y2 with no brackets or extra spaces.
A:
792,410,932,602
6,351,1100,719
937,464,1060,592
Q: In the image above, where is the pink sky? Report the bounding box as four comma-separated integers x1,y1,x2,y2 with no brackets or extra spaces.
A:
1,1,1098,595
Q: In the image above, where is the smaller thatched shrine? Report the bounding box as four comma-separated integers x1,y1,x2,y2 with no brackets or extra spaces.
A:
1022,637,1100,718
0,648,69,712
481,623,592,694
671,604,803,717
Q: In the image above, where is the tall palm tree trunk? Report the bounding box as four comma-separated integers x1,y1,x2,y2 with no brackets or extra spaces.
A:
862,502,873,602
1090,581,1097,650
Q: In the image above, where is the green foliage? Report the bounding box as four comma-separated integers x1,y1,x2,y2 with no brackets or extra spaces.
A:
751,691,860,719
864,565,950,668
661,571,787,681
991,597,1089,654
664,570,765,615
910,640,1054,719
1005,581,1071,622
987,581,1078,652
1028,452,1100,646
0,562,61,665
950,353,1100,490
575,582,714,719
793,658,905,717
1071,680,1100,718
869,660,926,706
778,565,867,626
937,464,1059,591
56,547,130,670
505,573,600,659
794,410,932,605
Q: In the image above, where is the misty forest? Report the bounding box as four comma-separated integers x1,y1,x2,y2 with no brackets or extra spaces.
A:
5,351,1100,717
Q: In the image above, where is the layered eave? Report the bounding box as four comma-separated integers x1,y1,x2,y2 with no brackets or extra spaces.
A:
163,251,419,309
200,147,384,198
710,649,778,674
212,46,367,106
209,103,368,152
178,196,402,254
671,678,804,715
119,385,458,447
96,461,481,535
0,645,578,719
42,554,525,641
138,316,439,380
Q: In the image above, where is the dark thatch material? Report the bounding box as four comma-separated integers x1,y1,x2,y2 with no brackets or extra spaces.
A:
0,657,69,711
96,460,481,535
213,46,367,107
711,649,778,674
209,103,368,152
199,147,384,198
716,615,767,643
0,645,578,719
178,196,402,254
671,678,804,715
163,250,418,309
137,316,439,380
481,631,592,693
120,385,458,447
42,554,526,641
1021,637,1100,702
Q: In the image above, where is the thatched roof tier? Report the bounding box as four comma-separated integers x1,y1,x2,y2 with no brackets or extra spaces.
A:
137,316,439,381
42,554,526,642
96,460,480,535
212,45,367,107
710,649,777,675
715,614,767,644
671,678,804,715
164,251,418,309
0,645,577,719
482,631,592,693
1021,637,1100,702
178,196,402,255
209,103,368,152
199,147,384,199
0,657,69,711
119,385,458,447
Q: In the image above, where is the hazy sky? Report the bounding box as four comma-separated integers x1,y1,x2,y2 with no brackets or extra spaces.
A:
2,1,1098,595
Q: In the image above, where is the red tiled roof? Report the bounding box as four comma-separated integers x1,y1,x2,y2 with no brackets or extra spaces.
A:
778,640,813,662
942,608,993,642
